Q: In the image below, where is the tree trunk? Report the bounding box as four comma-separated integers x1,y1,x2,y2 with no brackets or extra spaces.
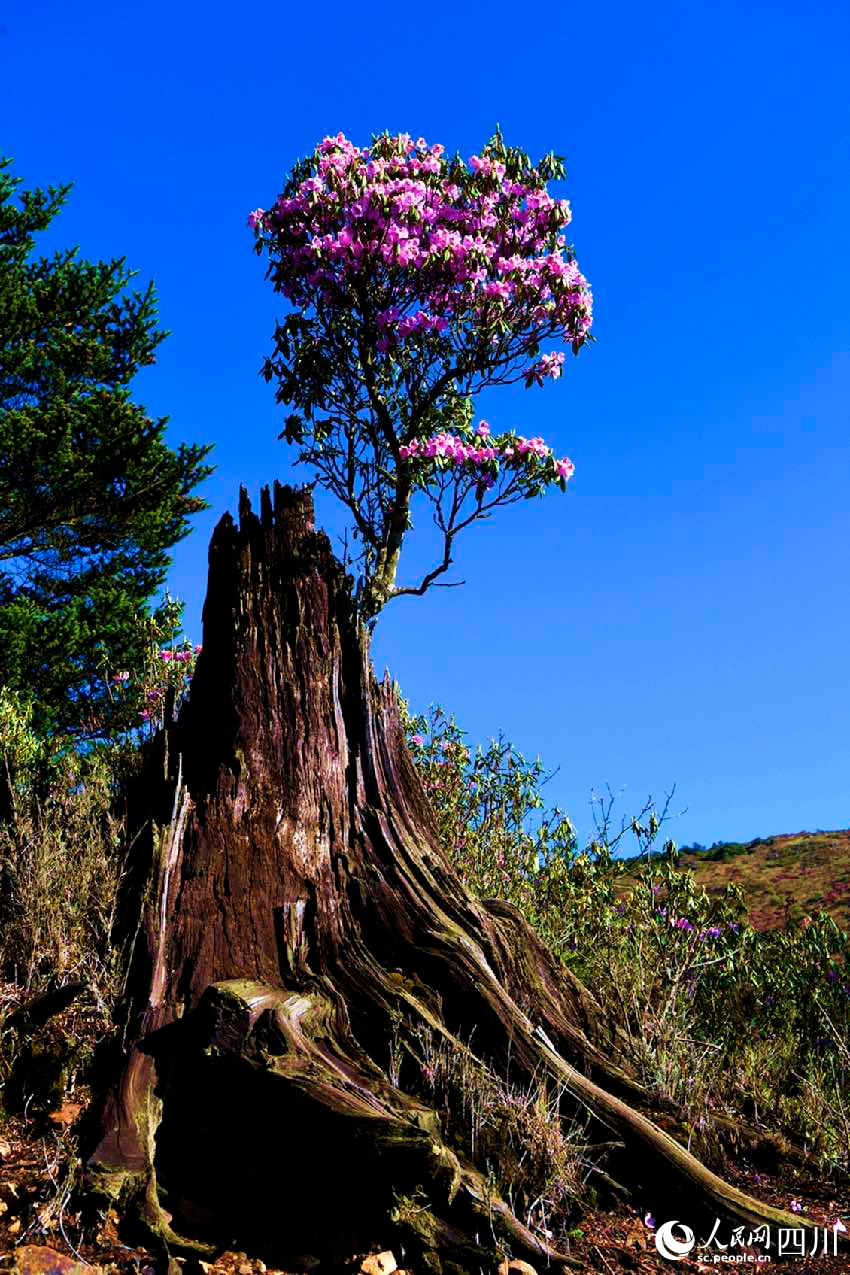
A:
85,483,832,1271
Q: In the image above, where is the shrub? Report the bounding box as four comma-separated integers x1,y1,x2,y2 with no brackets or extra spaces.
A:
404,700,850,1176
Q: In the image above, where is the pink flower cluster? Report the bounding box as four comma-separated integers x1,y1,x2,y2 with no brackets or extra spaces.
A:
524,351,565,387
513,436,552,459
399,432,497,464
158,645,201,664
139,645,202,723
469,154,506,180
397,422,575,488
376,306,448,350
251,131,592,356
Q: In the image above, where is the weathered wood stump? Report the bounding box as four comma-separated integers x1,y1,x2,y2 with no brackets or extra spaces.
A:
85,483,824,1270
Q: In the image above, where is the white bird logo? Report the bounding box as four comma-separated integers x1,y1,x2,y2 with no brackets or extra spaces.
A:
654,1220,696,1260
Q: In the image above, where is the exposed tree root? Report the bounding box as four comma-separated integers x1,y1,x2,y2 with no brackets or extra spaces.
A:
83,485,848,1270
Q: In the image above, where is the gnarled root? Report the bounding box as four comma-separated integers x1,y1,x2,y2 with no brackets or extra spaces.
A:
83,486,848,1270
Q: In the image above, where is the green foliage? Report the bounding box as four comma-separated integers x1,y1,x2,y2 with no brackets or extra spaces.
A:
700,841,750,861
401,702,576,918
0,157,213,735
405,701,850,1176
99,591,200,736
0,685,41,784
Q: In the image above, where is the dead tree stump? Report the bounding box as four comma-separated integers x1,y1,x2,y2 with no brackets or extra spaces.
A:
85,484,824,1270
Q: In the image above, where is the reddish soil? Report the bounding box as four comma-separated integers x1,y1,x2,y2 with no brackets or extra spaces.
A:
0,1106,847,1274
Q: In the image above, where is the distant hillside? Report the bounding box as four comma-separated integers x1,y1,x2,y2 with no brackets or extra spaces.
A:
628,830,850,931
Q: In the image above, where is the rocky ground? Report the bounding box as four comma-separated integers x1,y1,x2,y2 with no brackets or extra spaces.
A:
0,1107,847,1275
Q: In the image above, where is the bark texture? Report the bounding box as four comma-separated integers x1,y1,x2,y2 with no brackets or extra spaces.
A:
86,484,832,1271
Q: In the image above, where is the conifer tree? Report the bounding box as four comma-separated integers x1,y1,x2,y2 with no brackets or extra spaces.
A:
0,158,212,734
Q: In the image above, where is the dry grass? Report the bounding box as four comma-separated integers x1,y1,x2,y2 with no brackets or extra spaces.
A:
410,1024,591,1243
0,748,125,995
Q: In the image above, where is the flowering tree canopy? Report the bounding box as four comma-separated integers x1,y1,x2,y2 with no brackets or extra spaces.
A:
250,129,592,619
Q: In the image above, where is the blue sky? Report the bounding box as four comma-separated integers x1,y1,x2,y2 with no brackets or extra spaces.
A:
2,0,849,849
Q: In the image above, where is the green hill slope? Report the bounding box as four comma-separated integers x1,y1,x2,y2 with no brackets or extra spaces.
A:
664,829,850,930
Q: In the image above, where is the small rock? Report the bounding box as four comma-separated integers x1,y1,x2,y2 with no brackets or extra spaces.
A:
0,1137,11,1157
359,1254,397,1275
239,1265,253,1275
496,1262,537,1275
12,1246,96,1275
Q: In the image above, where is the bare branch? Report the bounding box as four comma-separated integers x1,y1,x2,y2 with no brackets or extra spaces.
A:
389,577,467,600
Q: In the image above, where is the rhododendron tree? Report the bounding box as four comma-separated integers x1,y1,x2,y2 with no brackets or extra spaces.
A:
250,129,591,617
83,134,837,1269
